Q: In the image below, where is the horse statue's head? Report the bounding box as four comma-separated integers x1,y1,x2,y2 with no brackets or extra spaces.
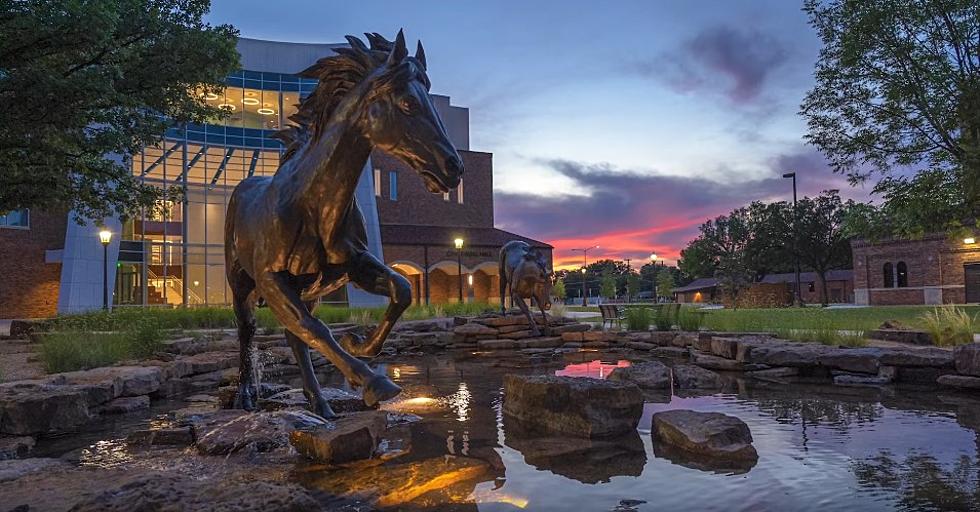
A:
522,249,553,310
276,30,463,194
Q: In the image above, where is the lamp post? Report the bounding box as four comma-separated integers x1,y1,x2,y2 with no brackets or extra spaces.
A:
99,229,112,310
571,245,599,306
783,171,802,306
625,257,631,303
454,238,464,303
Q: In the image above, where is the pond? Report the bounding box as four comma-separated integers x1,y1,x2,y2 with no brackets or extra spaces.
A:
26,350,980,511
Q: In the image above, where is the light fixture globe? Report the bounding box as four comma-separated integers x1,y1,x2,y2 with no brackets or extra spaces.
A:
98,229,112,245
454,238,464,250
650,253,657,262
965,237,976,245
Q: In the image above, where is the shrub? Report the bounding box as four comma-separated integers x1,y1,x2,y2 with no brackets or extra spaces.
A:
653,305,675,331
921,306,977,347
676,307,705,332
625,307,652,331
549,303,568,320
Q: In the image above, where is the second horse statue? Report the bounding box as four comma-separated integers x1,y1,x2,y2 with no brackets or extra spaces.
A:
499,240,553,336
224,30,464,418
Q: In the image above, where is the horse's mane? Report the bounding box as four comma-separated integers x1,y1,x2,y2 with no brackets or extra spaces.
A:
273,32,428,163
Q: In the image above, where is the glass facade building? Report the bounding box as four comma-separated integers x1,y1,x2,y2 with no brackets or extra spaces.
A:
117,70,337,307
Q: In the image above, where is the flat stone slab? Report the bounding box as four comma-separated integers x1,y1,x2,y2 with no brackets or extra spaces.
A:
608,361,671,389
503,374,643,437
259,387,367,414
96,396,150,415
955,343,980,376
0,382,92,435
672,364,722,389
289,410,388,464
194,409,330,455
0,457,69,483
652,410,758,461
938,374,980,389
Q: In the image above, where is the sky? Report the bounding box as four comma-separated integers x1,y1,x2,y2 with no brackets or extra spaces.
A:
207,0,876,270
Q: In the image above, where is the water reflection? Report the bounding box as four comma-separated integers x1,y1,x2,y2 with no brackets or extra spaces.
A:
651,437,757,475
853,451,980,511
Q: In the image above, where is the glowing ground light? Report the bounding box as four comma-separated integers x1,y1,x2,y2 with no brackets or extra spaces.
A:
468,489,529,508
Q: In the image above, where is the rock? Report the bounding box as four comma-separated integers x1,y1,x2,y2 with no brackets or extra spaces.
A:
68,474,323,512
651,410,757,461
0,436,34,460
259,387,367,414
126,426,194,446
626,341,656,351
710,337,739,359
474,315,529,328
834,374,891,387
178,351,239,375
500,330,534,340
524,337,562,349
818,348,881,374
954,343,980,376
652,437,757,475
477,339,521,350
552,323,591,334
742,342,822,367
53,366,163,399
0,457,68,483
96,396,150,415
869,328,933,345
582,331,606,343
503,374,643,437
651,347,688,358
289,410,388,464
195,409,330,455
747,367,798,382
672,364,722,389
608,361,671,389
650,331,677,346
691,353,763,372
693,333,714,352
0,382,92,435
453,323,499,337
879,348,954,368
561,332,584,342
563,342,583,349
672,333,698,348
938,374,980,389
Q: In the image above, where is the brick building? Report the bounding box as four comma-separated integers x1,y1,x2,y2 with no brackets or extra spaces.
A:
672,270,854,305
851,235,980,305
0,37,550,318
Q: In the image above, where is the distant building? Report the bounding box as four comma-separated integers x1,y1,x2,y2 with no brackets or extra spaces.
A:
672,270,855,305
851,235,980,305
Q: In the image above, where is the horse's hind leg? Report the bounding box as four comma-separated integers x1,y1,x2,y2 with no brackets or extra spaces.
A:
230,269,258,410
287,301,336,419
514,292,540,336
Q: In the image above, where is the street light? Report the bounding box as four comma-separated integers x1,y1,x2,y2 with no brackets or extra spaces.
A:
99,229,112,310
454,238,464,303
571,245,599,306
783,171,801,306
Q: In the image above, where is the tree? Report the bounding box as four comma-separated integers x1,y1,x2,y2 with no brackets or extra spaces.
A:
600,271,617,300
0,0,240,221
801,0,980,232
626,271,641,300
699,209,755,309
656,271,675,300
678,238,716,281
552,278,566,301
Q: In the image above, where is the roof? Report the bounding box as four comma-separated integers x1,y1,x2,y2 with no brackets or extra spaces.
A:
380,224,552,249
760,270,854,284
672,278,719,293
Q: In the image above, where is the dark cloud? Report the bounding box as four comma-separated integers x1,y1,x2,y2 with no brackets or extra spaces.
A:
495,152,859,266
627,25,789,104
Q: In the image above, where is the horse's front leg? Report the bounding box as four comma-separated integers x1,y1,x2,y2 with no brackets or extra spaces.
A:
514,291,541,336
342,251,412,358
257,271,401,407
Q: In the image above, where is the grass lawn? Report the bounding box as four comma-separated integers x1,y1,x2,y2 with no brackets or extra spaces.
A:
699,305,980,333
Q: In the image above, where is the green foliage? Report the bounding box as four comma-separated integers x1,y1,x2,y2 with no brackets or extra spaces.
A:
40,311,164,373
676,307,706,332
653,305,675,331
0,0,240,219
626,272,641,300
656,271,675,298
625,307,652,331
600,271,617,299
678,238,716,282
921,306,978,347
698,208,755,308
801,0,980,231
552,279,566,301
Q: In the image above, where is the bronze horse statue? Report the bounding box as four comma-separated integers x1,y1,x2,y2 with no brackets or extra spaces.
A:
225,31,463,418
499,240,553,336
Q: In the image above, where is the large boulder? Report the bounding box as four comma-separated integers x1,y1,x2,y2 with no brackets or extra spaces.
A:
0,382,92,435
259,387,367,414
954,343,980,376
503,374,643,437
194,409,330,455
53,365,163,400
608,361,671,389
652,410,758,461
672,365,722,389
289,410,388,464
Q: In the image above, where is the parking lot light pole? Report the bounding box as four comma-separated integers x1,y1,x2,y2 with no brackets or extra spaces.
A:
572,245,599,306
454,238,464,303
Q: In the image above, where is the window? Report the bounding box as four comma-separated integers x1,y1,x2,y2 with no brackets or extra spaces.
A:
443,191,450,201
388,171,398,201
808,282,815,293
373,169,381,197
883,263,894,288
457,178,464,204
0,209,29,229
897,261,908,288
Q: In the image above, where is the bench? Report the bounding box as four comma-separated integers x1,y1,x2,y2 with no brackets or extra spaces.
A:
598,304,626,329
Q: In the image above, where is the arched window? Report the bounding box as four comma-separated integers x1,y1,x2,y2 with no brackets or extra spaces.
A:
883,263,894,288
897,261,908,288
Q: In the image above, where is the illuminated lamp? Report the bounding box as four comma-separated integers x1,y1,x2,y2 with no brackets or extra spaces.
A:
241,97,260,105
204,92,219,101
257,108,275,115
217,103,236,111
965,237,976,244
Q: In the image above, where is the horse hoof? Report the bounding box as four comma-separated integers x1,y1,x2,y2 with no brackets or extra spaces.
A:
312,399,338,420
362,374,402,407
